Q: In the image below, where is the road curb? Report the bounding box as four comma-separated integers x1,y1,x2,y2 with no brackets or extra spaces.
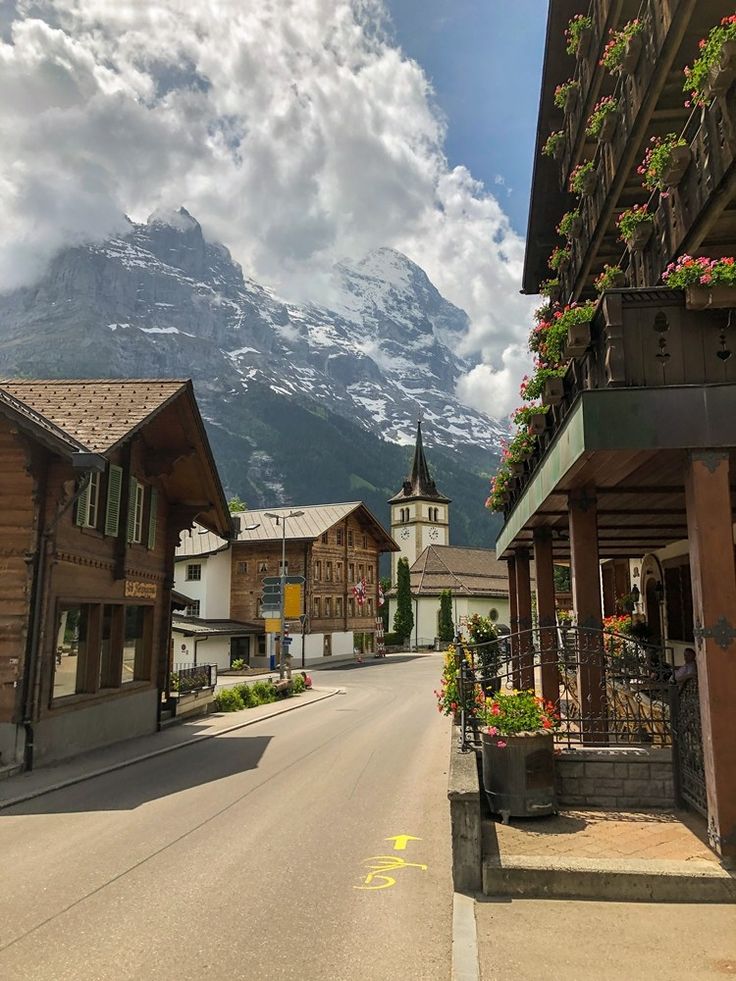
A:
0,687,341,811
452,892,479,981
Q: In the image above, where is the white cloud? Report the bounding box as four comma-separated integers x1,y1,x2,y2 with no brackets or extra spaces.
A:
0,0,533,420
455,343,533,421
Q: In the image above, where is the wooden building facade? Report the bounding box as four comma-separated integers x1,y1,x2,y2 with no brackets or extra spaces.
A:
0,380,230,770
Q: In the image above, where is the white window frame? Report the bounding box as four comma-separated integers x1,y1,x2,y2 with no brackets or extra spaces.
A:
130,481,144,544
185,600,201,617
186,563,202,582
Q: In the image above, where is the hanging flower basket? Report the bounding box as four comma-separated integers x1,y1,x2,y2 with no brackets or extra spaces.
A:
597,108,619,142
570,162,598,197
594,264,626,291
576,25,593,59
564,320,592,358
541,375,564,406
557,210,583,240
617,205,653,252
626,222,653,252
528,411,548,436
706,38,736,100
620,34,643,74
660,145,692,189
685,284,736,310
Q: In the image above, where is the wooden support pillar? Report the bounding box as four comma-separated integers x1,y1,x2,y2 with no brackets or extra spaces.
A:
506,556,519,687
685,451,736,861
569,487,606,744
533,528,559,704
515,548,534,690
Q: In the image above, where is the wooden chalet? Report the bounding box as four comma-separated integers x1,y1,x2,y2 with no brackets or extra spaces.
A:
0,380,230,770
496,1,736,859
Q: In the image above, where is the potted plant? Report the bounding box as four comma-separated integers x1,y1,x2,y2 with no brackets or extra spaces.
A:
566,13,593,59
548,245,571,274
467,614,502,693
557,209,583,240
434,645,482,723
486,465,513,512
617,204,653,251
569,160,597,197
600,19,644,75
539,277,561,300
520,368,565,413
638,133,692,194
585,95,619,142
479,689,560,820
684,15,736,107
542,375,564,406
663,253,736,309
594,263,626,292
542,130,566,160
546,301,596,361
554,78,581,114
556,608,575,628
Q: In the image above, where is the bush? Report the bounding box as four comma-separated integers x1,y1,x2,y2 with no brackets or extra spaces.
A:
235,683,256,708
214,688,245,713
383,632,403,646
250,680,277,704
230,658,246,671
291,675,306,694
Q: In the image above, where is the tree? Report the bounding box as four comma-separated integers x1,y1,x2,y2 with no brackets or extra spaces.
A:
393,558,414,644
228,495,247,512
554,564,571,592
438,589,454,642
380,576,391,630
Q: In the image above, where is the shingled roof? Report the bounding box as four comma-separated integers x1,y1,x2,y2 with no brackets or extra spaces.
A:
0,379,187,453
389,421,450,503
406,544,530,598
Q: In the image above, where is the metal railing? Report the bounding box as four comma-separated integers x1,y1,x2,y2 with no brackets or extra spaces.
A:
171,663,216,694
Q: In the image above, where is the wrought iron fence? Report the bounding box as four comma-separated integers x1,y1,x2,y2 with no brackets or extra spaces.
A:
456,626,676,751
673,676,707,816
171,663,216,694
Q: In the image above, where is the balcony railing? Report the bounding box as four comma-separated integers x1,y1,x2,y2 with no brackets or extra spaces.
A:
506,287,736,510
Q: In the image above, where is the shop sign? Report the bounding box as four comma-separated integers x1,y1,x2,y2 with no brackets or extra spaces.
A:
124,580,157,600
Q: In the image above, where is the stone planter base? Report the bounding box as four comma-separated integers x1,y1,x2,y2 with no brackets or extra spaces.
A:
625,221,653,252
481,730,556,820
661,145,692,189
542,376,564,406
685,284,736,310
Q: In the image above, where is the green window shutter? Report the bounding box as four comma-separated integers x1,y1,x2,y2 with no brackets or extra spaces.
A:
127,476,137,543
75,478,91,527
105,465,123,537
147,487,158,550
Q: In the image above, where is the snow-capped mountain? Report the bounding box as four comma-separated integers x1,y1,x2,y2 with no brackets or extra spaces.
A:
0,208,505,546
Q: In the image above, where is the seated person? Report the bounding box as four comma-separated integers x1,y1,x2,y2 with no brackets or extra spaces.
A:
674,647,697,684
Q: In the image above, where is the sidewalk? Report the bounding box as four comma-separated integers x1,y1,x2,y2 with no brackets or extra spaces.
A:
0,686,340,811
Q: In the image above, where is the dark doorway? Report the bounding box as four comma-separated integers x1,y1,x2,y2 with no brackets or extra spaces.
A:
645,578,662,645
230,636,251,667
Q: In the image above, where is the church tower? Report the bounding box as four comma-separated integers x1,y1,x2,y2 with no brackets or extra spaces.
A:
389,421,451,582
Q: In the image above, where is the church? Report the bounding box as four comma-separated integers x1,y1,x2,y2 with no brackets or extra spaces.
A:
387,422,513,646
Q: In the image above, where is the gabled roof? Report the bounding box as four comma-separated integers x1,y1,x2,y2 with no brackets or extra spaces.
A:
177,501,399,558
403,544,531,598
172,616,262,636
389,421,450,503
0,379,188,453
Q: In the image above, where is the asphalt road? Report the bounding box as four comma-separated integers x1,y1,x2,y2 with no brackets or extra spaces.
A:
0,654,453,981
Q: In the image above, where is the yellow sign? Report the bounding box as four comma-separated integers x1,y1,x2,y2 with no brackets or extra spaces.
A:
124,580,157,600
385,835,421,851
264,618,281,633
284,583,302,618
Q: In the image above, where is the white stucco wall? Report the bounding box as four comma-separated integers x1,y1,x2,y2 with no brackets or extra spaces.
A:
301,631,355,662
172,630,234,672
173,548,232,619
387,595,510,647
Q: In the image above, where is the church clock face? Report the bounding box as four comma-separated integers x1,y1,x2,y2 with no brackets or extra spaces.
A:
399,528,410,541
428,527,439,541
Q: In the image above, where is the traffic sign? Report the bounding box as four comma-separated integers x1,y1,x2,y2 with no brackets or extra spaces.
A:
262,584,281,595
284,583,302,618
264,618,280,633
282,637,293,646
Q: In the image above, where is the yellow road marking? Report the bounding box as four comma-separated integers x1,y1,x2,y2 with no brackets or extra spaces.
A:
385,834,421,851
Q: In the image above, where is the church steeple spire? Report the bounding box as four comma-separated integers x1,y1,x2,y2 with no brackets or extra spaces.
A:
389,420,450,504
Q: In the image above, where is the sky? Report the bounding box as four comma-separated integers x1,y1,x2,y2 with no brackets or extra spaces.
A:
0,0,547,421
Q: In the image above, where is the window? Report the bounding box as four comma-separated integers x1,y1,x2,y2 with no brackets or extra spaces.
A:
336,597,343,617
325,597,332,617
326,561,333,582
362,535,368,549
349,563,355,582
258,635,267,656
664,564,694,642
186,564,202,581
258,560,268,573
367,598,374,616
122,606,152,684
75,472,101,529
314,596,321,618
314,560,322,581
367,565,374,584
279,560,289,575
336,562,343,582
348,530,354,547
185,600,201,617
336,529,343,546
348,597,355,617
322,532,329,544
105,464,123,536
99,605,121,689
127,478,145,544
53,604,90,699
147,487,158,550
237,561,248,575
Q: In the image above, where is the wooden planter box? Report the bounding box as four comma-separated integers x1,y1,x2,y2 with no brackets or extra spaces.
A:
579,168,598,196
509,461,525,477
685,285,736,310
542,375,564,406
661,145,692,189
553,139,565,162
564,86,580,114
564,320,592,358
576,26,592,59
706,39,736,100
481,731,557,820
597,110,619,143
625,220,653,252
527,411,548,436
566,215,584,239
620,34,642,75
552,255,570,274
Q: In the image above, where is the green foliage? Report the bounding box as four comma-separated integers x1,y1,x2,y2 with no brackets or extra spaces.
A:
519,365,566,401
235,683,256,708
554,565,572,592
616,204,652,242
568,161,596,196
548,246,571,273
230,658,246,671
467,614,501,678
663,254,736,289
539,277,560,298
380,576,391,630
291,674,306,694
383,631,402,647
553,78,579,110
638,133,689,192
214,688,245,712
438,590,454,643
542,131,565,158
684,16,736,107
600,18,644,73
565,13,593,55
556,209,581,239
480,689,559,736
228,495,247,512
393,558,414,642
585,96,618,140
542,302,596,366
250,680,278,704
594,264,625,292
434,645,483,717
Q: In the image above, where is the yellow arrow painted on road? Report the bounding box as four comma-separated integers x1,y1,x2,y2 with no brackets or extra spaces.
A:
385,835,421,851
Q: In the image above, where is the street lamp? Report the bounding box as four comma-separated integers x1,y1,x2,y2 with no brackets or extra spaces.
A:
265,510,304,679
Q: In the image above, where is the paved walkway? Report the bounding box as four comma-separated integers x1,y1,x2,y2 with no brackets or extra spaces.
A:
0,687,339,810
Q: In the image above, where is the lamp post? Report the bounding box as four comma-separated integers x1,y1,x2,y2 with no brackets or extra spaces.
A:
265,510,304,679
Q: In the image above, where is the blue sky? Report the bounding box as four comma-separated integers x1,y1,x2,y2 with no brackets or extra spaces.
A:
385,0,547,235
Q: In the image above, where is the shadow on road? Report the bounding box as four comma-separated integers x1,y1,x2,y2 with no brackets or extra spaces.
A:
0,734,271,816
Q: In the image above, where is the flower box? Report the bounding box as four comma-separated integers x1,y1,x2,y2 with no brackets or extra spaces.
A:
564,85,580,114
553,139,565,161
481,731,557,820
685,284,736,310
579,168,598,196
564,321,592,358
509,462,525,478
541,376,564,406
597,109,619,143
576,25,592,59
527,411,548,436
660,145,692,189
706,39,736,100
620,34,642,74
567,214,584,239
625,220,653,252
